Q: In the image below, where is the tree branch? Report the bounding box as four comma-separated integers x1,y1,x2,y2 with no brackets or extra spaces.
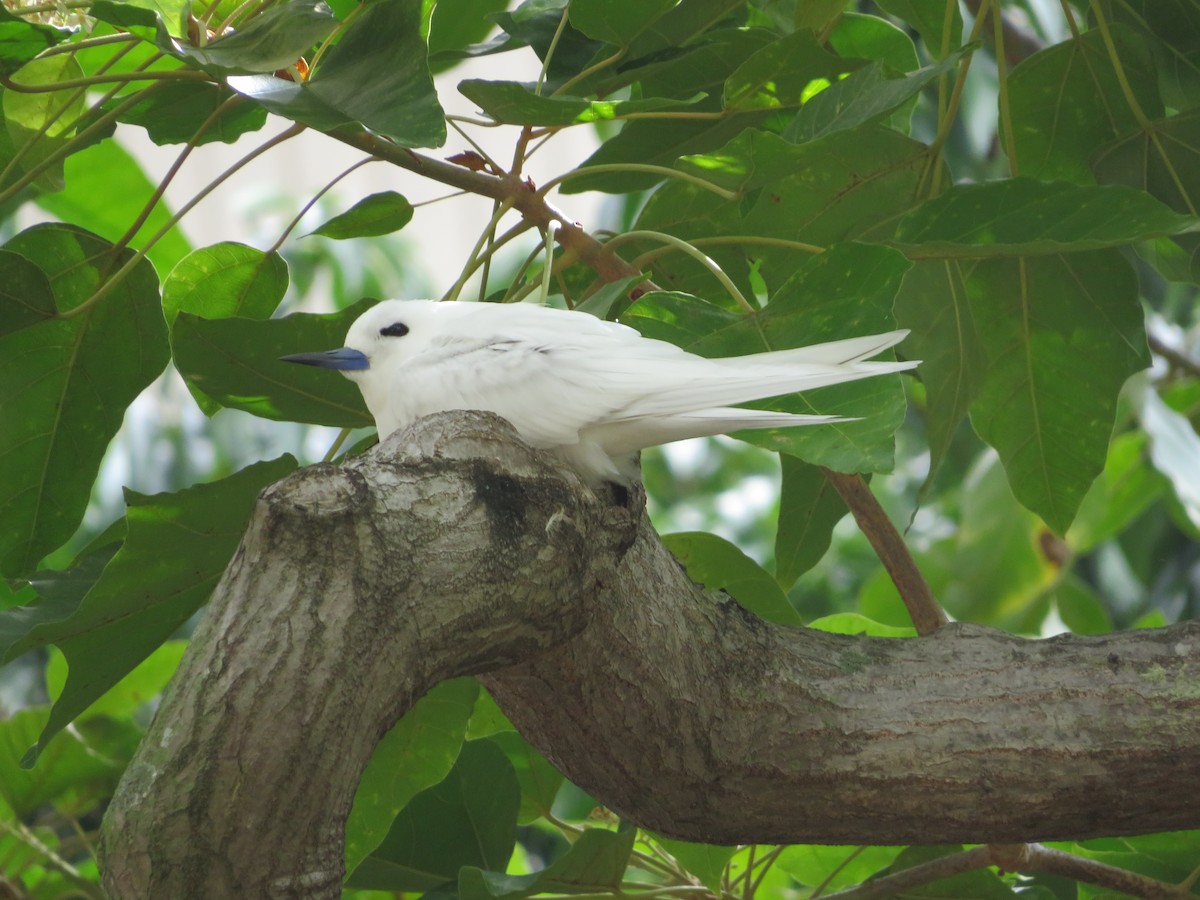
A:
100,412,1200,898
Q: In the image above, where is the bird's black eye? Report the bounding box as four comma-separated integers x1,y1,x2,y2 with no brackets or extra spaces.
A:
379,322,409,338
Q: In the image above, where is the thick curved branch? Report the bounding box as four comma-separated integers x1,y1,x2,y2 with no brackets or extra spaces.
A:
100,413,1200,898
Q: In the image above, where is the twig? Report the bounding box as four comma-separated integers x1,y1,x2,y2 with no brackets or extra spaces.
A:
994,843,1195,900
821,470,948,634
821,845,993,899
962,0,1045,66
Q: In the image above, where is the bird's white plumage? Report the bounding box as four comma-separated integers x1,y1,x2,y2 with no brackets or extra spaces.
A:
330,299,918,483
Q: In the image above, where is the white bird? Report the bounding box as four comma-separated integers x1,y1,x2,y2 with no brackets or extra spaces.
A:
282,299,918,484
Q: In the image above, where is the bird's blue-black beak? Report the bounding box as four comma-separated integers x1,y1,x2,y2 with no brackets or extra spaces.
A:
280,348,370,371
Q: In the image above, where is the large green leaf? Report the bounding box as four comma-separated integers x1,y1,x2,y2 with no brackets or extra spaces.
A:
228,0,446,147
345,677,479,875
774,456,848,589
171,298,374,427
662,532,802,626
567,0,675,47
967,252,1149,534
779,844,905,892
3,53,86,191
310,191,413,239
488,730,563,825
0,224,168,578
872,0,962,56
12,455,298,763
161,0,337,74
594,26,774,99
36,138,193,277
652,838,735,892
0,248,54,336
1007,26,1162,183
458,825,637,899
347,738,520,891
892,179,1197,258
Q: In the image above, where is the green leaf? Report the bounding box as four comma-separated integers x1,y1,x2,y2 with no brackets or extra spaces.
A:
723,29,852,110
488,730,563,825
45,639,187,721
112,82,268,145
1007,26,1162,184
310,191,414,239
892,179,1198,258
894,259,982,478
596,26,774,99
886,846,1018,898
105,0,188,35
0,708,122,816
623,0,744,58
162,241,288,329
459,825,637,899
967,251,1149,533
345,677,479,875
427,0,508,57
347,738,520,891
229,0,446,148
0,248,55,336
785,51,966,143
0,7,69,76
15,455,298,763
652,837,735,892
662,532,802,626
171,298,374,427
35,138,193,277
459,79,703,125
3,53,86,191
568,0,675,47
807,612,915,636
1067,431,1163,552
0,224,168,578
774,457,848,588
161,0,337,74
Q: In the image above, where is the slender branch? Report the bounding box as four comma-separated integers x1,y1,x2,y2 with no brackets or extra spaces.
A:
820,470,948,634
821,846,994,900
994,844,1195,900
0,68,208,92
605,230,752,312
37,31,139,56
271,155,377,251
539,163,737,201
962,0,1046,66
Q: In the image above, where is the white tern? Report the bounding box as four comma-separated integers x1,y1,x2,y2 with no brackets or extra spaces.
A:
282,299,918,483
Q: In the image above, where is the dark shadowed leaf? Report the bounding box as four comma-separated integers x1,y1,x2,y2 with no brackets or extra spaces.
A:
347,738,519,891
112,82,268,145
568,0,675,47
0,225,167,578
171,298,374,426
662,531,802,625
345,678,479,875
0,7,69,76
488,730,564,825
161,0,337,74
967,252,1149,533
774,457,848,588
458,824,637,899
310,191,414,239
229,0,446,147
0,249,54,336
15,455,297,764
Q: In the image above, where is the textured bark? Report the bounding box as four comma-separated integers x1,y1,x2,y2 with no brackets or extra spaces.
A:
100,411,1200,898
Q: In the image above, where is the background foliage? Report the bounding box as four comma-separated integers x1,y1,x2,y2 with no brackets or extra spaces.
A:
0,0,1198,896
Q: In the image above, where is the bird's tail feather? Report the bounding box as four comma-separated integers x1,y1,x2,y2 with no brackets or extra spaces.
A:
590,408,854,456
719,329,913,368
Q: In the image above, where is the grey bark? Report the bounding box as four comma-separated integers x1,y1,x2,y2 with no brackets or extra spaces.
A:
100,411,1200,899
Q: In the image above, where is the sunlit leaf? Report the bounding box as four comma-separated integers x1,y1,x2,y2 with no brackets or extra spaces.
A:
3,53,86,191
779,844,904,891
807,612,915,636
723,28,851,110
653,837,735,891
162,241,288,328
0,6,69,76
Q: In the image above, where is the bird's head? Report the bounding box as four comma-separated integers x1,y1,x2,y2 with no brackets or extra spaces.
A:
280,299,438,381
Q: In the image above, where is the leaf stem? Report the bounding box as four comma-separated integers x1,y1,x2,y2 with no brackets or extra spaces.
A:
442,198,518,301
539,163,737,200
536,4,570,96
820,469,949,635
37,30,139,55
605,230,753,313
553,45,627,97
0,68,208,92
992,0,1019,176
632,234,825,272
271,155,378,252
